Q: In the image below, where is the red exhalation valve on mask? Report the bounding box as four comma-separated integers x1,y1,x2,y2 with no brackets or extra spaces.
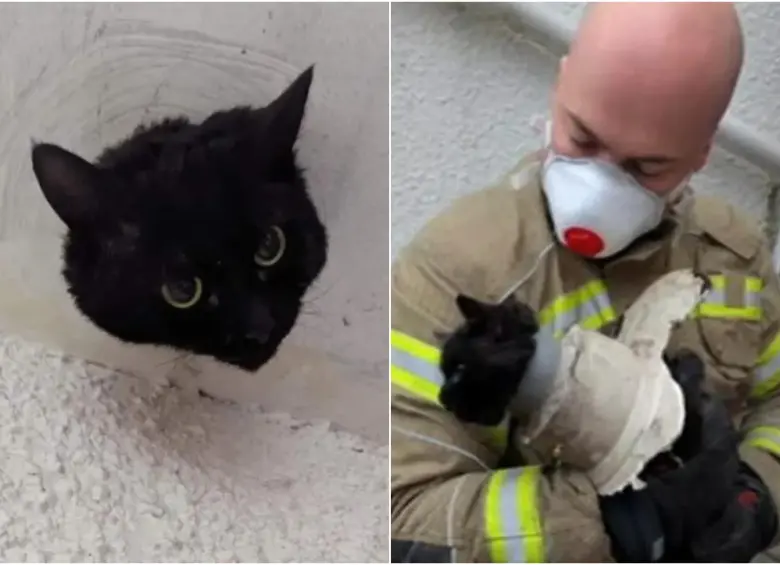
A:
563,227,605,257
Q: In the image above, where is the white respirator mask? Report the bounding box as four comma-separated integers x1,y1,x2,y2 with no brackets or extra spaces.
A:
540,121,688,259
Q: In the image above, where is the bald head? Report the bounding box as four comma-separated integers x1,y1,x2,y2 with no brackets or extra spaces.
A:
551,2,744,194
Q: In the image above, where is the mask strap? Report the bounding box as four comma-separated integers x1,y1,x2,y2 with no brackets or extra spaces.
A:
544,119,553,147
666,174,693,206
499,242,555,303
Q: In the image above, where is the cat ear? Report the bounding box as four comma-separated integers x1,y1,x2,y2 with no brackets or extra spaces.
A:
31,143,105,228
455,294,489,323
262,65,314,155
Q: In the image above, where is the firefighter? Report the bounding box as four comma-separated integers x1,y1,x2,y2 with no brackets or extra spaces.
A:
391,2,779,562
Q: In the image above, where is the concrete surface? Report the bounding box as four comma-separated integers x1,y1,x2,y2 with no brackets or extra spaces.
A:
391,3,779,257
0,3,389,442
0,331,387,562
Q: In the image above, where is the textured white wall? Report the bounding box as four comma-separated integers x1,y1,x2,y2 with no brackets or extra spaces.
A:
391,2,780,257
516,2,780,145
0,3,388,440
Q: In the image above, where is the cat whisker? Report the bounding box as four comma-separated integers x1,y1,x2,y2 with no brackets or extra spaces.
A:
155,352,189,369
303,281,336,305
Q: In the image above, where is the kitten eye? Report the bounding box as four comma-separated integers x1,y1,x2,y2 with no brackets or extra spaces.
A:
254,225,286,267
161,277,203,309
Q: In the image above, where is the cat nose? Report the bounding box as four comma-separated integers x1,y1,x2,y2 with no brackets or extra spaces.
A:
245,302,274,343
245,329,271,343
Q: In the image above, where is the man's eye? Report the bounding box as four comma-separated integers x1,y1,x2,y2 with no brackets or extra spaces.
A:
626,162,664,178
571,136,596,149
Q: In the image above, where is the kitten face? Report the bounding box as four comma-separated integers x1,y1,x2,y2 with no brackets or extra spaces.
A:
439,295,539,426
31,67,328,371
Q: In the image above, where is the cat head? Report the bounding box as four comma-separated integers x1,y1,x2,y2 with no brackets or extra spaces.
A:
31,66,327,371
439,295,539,426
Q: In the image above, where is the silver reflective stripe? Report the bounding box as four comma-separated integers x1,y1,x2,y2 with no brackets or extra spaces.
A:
391,346,444,387
746,426,780,457
755,334,780,398
757,353,780,385
548,291,611,336
550,308,577,336
748,427,780,444
499,468,530,563
705,277,762,307
487,467,545,563
746,290,761,308
703,288,761,307
701,289,726,305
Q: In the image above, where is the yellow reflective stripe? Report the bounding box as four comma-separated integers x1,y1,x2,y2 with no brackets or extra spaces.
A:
537,280,603,325
538,280,616,337
484,466,545,563
695,304,761,320
758,332,780,365
752,333,780,400
390,329,509,451
391,365,440,405
744,426,780,457
747,277,765,294
694,275,763,321
391,329,440,365
709,274,727,290
390,330,443,404
489,421,510,453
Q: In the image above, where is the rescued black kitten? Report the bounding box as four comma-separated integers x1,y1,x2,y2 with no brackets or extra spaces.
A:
439,294,539,426
31,66,327,371
441,295,715,477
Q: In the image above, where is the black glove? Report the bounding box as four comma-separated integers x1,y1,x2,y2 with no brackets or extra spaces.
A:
438,294,538,426
686,463,777,562
599,350,741,562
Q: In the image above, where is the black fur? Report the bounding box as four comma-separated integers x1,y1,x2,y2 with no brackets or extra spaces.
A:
31,67,327,372
439,294,539,426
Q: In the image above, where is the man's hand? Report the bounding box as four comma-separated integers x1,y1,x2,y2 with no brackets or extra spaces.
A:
438,294,539,426
666,352,778,561
600,350,742,562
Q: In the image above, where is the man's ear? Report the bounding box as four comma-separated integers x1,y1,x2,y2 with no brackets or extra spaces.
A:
31,142,105,229
262,66,314,157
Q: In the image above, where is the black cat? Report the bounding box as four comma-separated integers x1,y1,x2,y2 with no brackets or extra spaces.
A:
439,294,539,426
31,66,327,372
441,294,716,475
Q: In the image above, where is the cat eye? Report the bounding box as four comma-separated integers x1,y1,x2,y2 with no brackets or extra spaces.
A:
161,277,203,309
254,225,286,267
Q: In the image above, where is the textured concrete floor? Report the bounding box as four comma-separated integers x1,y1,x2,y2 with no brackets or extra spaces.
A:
0,333,388,562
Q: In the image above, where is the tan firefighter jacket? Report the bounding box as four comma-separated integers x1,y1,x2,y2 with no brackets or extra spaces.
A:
391,151,780,563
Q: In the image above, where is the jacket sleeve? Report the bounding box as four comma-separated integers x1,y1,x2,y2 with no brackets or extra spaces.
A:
739,246,780,546
390,236,613,563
